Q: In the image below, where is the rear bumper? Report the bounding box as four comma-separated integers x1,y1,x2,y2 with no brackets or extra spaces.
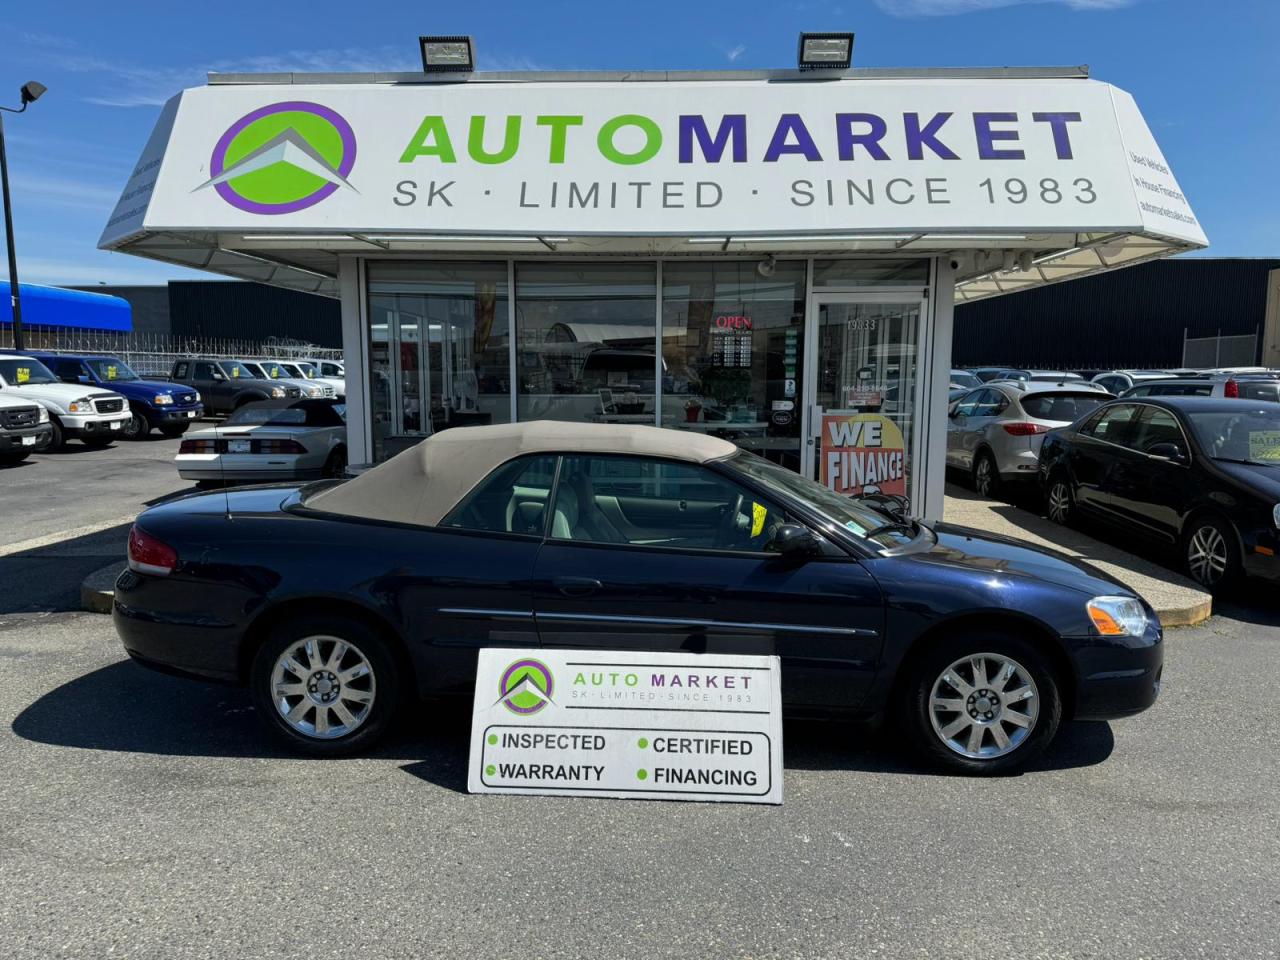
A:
0,424,51,450
112,570,243,683
176,453,323,481
1069,620,1164,721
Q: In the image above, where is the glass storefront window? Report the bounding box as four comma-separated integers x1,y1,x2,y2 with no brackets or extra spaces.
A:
813,259,928,287
367,261,509,461
661,261,806,470
515,263,657,424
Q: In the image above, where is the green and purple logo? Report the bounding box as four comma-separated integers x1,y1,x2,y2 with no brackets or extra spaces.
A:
197,101,357,214
498,658,554,716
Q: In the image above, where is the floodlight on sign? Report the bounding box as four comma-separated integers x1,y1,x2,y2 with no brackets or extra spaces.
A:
797,32,854,70
419,36,476,73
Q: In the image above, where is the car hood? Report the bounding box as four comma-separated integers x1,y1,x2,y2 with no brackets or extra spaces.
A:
924,522,1137,599
1,383,121,403
1209,459,1280,499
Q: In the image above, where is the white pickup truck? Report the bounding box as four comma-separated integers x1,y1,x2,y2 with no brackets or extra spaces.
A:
0,355,131,450
0,393,52,464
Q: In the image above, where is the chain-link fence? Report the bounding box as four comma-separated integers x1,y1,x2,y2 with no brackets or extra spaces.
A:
0,324,343,378
1181,331,1259,370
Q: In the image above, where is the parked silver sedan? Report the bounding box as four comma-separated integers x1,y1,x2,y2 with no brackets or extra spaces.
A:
946,382,1112,496
176,398,347,484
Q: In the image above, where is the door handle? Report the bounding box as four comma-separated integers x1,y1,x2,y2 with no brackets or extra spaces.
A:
554,576,603,597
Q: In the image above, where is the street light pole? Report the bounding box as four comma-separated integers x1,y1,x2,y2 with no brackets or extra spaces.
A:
0,81,48,354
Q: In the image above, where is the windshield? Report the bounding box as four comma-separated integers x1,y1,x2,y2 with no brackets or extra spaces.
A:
293,362,318,379
258,362,292,380
1020,392,1109,422
723,450,918,547
85,358,140,382
220,361,255,380
1187,407,1280,465
0,358,58,386
951,371,981,389
227,406,309,426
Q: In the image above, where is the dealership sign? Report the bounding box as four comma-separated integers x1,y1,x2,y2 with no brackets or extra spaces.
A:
102,78,1203,246
467,648,783,804
821,410,906,497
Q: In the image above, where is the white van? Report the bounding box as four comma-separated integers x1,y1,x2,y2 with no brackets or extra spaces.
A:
0,355,131,450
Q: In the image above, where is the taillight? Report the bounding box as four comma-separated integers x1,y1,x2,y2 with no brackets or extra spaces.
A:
179,438,216,454
1002,422,1051,436
1225,379,1239,398
128,524,178,576
257,439,307,454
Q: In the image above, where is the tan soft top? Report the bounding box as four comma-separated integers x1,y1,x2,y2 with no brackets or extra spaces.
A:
306,420,739,528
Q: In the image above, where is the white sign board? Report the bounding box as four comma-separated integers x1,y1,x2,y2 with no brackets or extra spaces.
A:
103,77,1203,246
467,648,783,804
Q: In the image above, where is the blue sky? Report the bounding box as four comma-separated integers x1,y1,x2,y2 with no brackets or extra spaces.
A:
3,0,1275,286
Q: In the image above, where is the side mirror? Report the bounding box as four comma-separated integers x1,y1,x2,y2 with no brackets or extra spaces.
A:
77,374,91,384
1147,442,1187,464
769,523,824,559
211,371,225,381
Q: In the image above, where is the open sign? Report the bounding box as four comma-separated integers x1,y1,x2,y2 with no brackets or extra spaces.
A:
713,314,753,331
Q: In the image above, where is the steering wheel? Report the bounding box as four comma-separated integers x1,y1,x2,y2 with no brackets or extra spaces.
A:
719,493,745,547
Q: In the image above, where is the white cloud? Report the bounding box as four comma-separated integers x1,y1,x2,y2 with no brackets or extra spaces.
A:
7,253,206,287
874,0,1136,15
10,174,120,212
726,44,747,63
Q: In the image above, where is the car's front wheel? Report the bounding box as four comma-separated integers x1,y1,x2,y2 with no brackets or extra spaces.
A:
902,630,1062,775
250,614,401,756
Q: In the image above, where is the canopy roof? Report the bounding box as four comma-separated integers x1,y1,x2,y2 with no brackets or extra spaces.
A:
1,282,132,332
100,66,1205,302
306,420,736,527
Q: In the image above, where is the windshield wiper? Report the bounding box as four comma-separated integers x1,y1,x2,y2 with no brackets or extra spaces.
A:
864,520,917,539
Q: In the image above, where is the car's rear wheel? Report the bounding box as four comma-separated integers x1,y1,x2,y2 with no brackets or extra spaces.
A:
972,449,999,498
1184,515,1239,589
902,630,1062,775
250,614,401,756
1046,475,1074,526
321,446,347,479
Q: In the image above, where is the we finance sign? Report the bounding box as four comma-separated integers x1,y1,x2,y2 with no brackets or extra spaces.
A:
134,78,1175,237
821,411,907,498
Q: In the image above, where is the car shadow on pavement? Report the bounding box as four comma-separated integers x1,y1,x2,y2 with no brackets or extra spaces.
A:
0,522,133,615
13,660,1114,786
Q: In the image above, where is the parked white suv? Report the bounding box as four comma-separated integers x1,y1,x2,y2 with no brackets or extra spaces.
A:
0,355,131,450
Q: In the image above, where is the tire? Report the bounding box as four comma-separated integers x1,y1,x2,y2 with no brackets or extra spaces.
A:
1183,514,1240,590
901,628,1062,775
159,424,190,439
39,419,64,452
121,409,151,440
972,449,1000,499
1045,473,1075,527
321,446,347,479
249,614,401,757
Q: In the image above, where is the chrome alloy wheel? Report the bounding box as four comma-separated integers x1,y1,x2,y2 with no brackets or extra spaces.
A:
1047,481,1071,524
1187,524,1229,586
929,653,1039,760
974,456,994,496
271,636,376,740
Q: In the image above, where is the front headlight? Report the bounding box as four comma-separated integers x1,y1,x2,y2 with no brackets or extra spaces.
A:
270,387,286,398
1272,504,1280,528
38,405,49,423
154,393,173,405
1087,596,1149,637
193,391,201,402
304,385,322,397
68,399,93,414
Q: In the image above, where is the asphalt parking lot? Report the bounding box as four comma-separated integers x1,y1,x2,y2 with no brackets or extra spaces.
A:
1,443,1278,959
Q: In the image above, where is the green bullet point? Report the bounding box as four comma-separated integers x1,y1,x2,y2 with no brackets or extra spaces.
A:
637,737,649,749
485,764,496,776
636,769,648,781
487,734,498,745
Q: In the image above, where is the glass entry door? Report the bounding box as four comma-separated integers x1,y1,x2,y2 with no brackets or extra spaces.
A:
803,296,925,508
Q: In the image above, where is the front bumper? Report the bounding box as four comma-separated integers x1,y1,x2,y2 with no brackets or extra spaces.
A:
1069,618,1164,721
150,405,205,423
0,424,52,451
63,411,131,435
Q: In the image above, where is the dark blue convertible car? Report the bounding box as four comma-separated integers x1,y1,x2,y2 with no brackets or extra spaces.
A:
114,422,1162,774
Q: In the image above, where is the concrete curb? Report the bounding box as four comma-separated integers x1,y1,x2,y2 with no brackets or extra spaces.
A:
81,563,123,614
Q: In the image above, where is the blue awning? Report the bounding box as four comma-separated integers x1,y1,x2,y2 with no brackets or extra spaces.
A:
0,282,132,333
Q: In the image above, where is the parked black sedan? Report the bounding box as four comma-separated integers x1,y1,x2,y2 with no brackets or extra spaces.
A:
114,422,1162,775
1039,396,1280,588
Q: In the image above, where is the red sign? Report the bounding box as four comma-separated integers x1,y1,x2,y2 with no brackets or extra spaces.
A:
713,314,753,331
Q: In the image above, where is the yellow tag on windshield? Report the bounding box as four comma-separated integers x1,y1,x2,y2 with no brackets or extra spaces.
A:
270,366,279,377
106,365,118,380
751,502,767,537
1249,431,1280,461
16,367,30,384
231,367,240,377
